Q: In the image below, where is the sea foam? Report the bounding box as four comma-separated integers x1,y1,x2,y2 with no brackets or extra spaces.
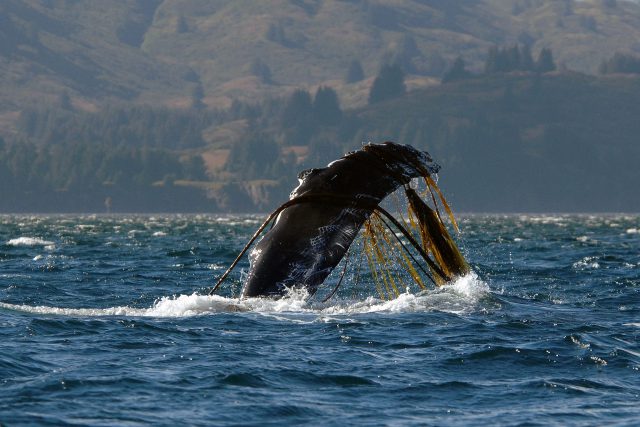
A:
0,273,490,319
6,237,55,246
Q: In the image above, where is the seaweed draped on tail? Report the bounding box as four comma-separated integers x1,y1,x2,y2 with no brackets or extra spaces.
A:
209,141,469,299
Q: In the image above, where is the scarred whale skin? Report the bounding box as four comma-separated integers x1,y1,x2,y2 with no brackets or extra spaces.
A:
241,142,440,298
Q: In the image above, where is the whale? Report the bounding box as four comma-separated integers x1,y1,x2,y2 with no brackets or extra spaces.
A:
210,141,468,299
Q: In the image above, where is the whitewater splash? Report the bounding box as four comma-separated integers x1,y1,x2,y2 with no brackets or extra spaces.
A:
6,237,55,247
0,273,489,319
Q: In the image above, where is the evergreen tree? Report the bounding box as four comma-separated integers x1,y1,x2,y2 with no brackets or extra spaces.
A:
190,83,205,110
282,89,313,126
176,15,188,33
313,86,342,125
507,45,522,71
390,34,420,74
180,155,207,181
345,59,365,83
485,46,501,74
599,52,640,74
250,58,272,84
57,91,73,110
442,57,471,83
368,63,406,104
485,44,538,74
536,48,556,73
280,89,315,144
266,23,286,45
226,134,280,179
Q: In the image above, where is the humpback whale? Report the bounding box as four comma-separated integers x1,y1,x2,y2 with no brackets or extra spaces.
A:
210,141,468,299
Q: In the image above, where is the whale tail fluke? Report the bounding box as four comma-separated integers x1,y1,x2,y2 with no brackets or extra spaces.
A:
209,142,469,300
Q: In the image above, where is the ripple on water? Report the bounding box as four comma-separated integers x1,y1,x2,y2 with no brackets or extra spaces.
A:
0,215,639,426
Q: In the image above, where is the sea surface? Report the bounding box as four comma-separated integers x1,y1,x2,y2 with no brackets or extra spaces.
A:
0,214,638,426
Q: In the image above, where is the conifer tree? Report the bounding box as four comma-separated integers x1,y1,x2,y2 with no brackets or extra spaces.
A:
507,45,521,70
313,86,342,125
485,46,501,74
250,58,272,84
442,57,471,83
190,83,205,110
599,52,640,74
345,59,365,83
282,89,313,126
368,63,406,104
536,48,556,73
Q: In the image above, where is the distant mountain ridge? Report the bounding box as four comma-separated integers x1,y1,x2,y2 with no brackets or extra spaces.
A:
2,0,640,121
3,0,640,213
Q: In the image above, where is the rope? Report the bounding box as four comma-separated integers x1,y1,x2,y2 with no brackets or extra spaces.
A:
207,192,450,295
321,246,351,303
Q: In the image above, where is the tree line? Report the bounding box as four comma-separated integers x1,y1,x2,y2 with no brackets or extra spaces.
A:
0,137,206,194
443,44,557,83
18,105,218,149
599,52,640,74
443,46,640,82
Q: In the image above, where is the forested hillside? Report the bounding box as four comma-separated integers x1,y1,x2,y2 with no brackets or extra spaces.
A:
3,67,640,212
2,0,640,212
204,69,640,212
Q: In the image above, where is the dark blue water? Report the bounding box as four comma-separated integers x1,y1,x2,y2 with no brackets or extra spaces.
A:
1,214,638,426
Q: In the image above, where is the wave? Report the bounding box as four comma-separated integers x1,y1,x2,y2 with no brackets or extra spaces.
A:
321,272,489,316
6,237,55,247
0,273,490,319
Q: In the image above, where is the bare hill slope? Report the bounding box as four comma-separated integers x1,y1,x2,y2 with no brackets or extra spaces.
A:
2,0,640,115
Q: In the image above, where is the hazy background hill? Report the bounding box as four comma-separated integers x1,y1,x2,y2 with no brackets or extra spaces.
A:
1,0,640,212
3,0,640,114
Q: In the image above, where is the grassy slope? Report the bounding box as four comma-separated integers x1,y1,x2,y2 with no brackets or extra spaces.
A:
2,0,640,118
0,1,193,110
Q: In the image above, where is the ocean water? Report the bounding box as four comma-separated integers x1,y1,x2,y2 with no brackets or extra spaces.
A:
0,214,638,426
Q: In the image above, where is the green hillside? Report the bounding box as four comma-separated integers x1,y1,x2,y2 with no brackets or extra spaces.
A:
2,0,640,121
2,0,640,212
3,69,640,212
203,70,640,212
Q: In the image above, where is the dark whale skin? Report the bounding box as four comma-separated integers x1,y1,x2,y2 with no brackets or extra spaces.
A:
241,142,440,298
